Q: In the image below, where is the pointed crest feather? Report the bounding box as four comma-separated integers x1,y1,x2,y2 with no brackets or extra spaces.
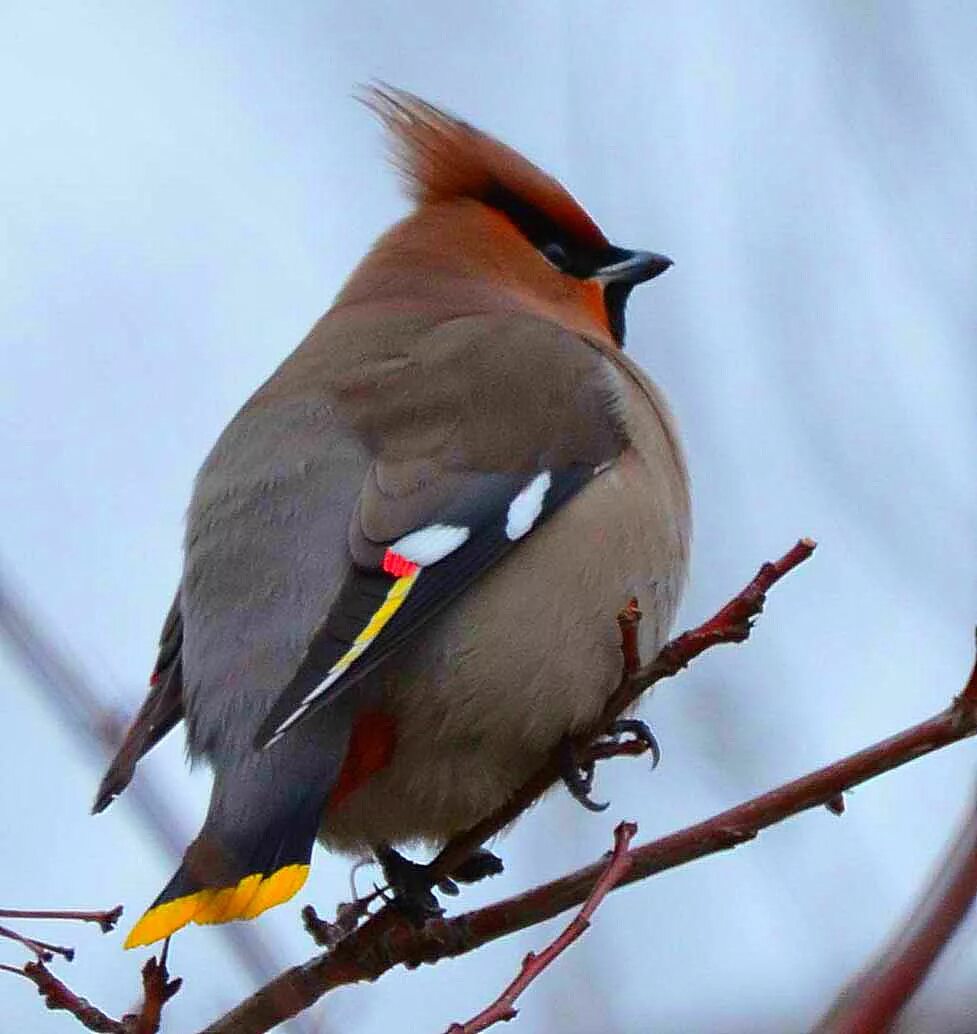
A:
362,83,608,250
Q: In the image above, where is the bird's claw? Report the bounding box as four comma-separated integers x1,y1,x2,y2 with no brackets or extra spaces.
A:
599,718,662,769
559,739,609,812
560,719,663,813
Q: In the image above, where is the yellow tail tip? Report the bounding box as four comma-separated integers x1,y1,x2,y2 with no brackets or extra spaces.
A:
124,864,310,948
124,892,211,949
241,864,309,920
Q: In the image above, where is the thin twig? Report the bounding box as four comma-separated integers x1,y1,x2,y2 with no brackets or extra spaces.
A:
122,948,183,1034
2,907,181,1034
6,953,183,1034
198,617,977,1034
0,906,123,933
0,922,74,961
617,597,642,676
426,538,817,890
581,737,650,764
443,822,637,1034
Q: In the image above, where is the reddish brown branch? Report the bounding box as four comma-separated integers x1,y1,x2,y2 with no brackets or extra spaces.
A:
814,639,977,1033
0,906,123,933
199,617,977,1034
426,537,817,885
617,597,642,675
2,905,180,1034
9,961,125,1033
814,801,977,1032
6,953,181,1034
582,736,650,764
444,822,637,1034
123,952,183,1034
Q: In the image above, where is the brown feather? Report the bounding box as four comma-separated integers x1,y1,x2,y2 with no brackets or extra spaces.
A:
363,83,608,251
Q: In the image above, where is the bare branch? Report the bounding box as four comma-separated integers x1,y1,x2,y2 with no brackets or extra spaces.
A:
1,906,181,1034
6,960,126,1033
443,822,637,1034
202,673,977,1034
425,537,818,888
122,950,183,1034
0,922,75,961
0,906,123,933
5,952,182,1034
199,544,977,1034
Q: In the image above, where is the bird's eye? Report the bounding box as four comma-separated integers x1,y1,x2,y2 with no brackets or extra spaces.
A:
541,242,569,270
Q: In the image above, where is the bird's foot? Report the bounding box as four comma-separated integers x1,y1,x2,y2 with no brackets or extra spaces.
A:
375,845,504,926
376,844,443,926
560,718,662,813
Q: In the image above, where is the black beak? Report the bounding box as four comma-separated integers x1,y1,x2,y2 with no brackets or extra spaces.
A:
595,248,672,347
595,249,673,287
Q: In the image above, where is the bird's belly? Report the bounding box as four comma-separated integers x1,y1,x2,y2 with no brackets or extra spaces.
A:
321,452,688,852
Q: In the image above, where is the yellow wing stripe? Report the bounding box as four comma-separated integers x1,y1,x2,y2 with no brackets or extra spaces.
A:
307,571,420,699
124,864,310,949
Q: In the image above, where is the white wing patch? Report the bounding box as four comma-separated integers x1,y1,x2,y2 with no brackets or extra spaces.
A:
392,524,470,565
505,471,552,541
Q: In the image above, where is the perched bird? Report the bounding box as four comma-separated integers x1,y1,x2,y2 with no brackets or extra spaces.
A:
94,86,691,948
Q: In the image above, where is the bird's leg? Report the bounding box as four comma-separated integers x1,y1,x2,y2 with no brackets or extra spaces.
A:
375,844,504,927
376,844,443,925
559,738,609,812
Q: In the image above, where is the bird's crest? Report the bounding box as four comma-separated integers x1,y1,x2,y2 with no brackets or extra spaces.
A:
363,84,608,251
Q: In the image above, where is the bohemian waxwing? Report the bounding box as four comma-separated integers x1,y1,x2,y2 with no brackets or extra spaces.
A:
94,86,691,948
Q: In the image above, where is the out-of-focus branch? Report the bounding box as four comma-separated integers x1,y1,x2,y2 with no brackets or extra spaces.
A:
443,821,637,1034
814,637,977,1034
198,613,977,1034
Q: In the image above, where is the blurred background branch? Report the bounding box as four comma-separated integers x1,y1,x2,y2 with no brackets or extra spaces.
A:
816,642,977,1033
